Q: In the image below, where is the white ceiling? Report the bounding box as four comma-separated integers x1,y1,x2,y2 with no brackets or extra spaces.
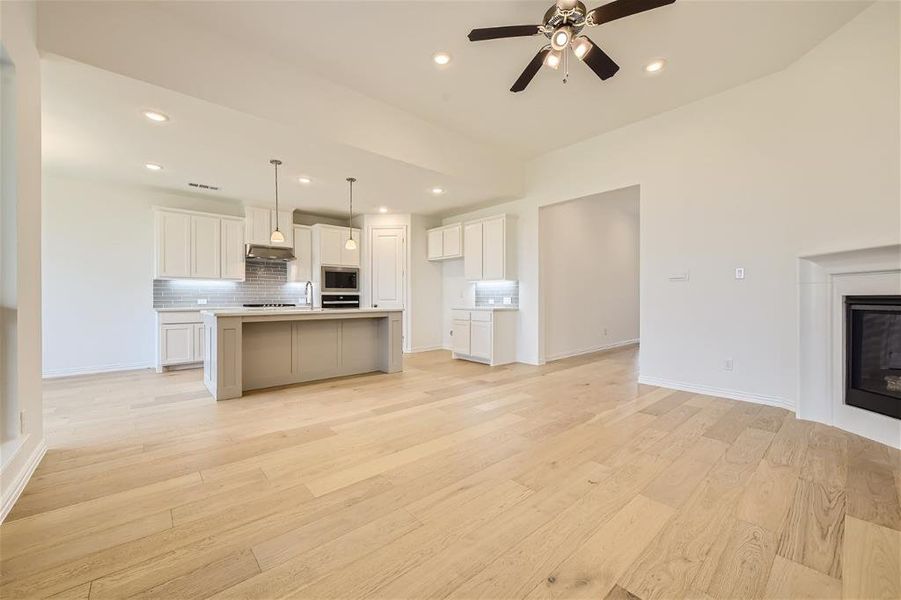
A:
40,1,869,216
161,0,869,158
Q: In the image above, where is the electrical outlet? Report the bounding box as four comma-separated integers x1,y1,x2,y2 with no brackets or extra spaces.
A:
197,298,208,305
735,267,745,280
488,298,495,305
503,297,512,305
724,358,734,371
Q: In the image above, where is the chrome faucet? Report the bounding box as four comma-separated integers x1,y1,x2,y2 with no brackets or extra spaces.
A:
304,280,314,308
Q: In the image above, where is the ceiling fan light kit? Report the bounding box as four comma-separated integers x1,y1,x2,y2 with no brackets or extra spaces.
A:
467,0,676,92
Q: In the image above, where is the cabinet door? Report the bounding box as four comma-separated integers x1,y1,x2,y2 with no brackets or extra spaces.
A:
463,222,483,280
156,211,191,278
160,324,194,364
427,229,443,260
271,210,294,247
289,226,312,282
340,228,361,267
483,217,505,280
220,218,245,280
443,225,461,258
452,319,471,356
470,321,492,360
245,207,272,246
190,215,221,278
319,227,343,266
193,323,205,362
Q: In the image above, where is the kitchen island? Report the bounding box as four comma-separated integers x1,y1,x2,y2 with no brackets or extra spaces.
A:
201,308,403,400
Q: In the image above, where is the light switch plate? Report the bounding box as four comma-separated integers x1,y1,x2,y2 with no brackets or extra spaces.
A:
488,298,495,304
735,267,745,280
503,297,512,305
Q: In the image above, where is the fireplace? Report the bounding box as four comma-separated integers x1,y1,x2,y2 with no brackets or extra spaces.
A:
845,295,901,419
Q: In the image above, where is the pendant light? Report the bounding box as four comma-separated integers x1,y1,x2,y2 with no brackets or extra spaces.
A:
269,159,285,244
344,177,357,251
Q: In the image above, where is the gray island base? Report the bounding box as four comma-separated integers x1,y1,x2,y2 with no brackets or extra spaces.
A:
201,308,403,400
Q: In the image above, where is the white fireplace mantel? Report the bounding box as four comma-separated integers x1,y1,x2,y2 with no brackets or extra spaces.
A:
798,244,901,449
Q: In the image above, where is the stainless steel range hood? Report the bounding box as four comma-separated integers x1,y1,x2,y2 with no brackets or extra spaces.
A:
245,244,295,261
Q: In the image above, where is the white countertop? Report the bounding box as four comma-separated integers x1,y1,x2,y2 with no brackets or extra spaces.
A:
201,307,403,318
453,306,519,311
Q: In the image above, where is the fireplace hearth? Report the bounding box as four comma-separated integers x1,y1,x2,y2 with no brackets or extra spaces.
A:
845,295,901,420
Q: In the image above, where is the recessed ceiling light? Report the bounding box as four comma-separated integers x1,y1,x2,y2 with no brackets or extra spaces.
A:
379,207,388,214
432,52,451,66
297,176,311,184
644,59,666,74
142,110,169,122
431,187,445,195
144,163,163,171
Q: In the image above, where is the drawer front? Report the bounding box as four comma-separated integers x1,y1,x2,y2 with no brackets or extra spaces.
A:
471,311,492,322
451,310,471,321
159,311,203,325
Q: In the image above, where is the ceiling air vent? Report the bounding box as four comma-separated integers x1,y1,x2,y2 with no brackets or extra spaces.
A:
188,182,220,191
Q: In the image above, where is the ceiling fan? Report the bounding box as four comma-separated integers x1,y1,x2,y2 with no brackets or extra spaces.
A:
468,0,676,92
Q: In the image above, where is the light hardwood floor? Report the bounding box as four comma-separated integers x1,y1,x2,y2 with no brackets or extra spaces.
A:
1,347,899,599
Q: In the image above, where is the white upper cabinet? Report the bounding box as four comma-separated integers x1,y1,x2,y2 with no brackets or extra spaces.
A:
289,225,313,282
220,217,245,281
245,207,294,247
463,221,484,280
154,208,246,281
190,214,221,278
313,224,360,267
463,215,516,281
155,210,191,278
426,223,462,261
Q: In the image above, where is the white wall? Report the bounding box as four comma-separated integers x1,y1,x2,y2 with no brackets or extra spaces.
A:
1,0,44,521
42,175,244,376
474,3,899,407
540,186,640,361
409,214,444,351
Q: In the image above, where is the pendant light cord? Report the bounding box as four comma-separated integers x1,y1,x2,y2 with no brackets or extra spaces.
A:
270,159,282,233
346,177,356,241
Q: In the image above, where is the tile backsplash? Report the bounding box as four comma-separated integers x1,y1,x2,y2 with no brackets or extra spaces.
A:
153,260,307,308
474,280,519,307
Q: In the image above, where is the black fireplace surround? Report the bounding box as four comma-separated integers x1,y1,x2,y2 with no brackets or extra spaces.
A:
845,295,901,420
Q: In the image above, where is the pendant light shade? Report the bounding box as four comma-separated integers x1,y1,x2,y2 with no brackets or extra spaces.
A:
345,177,357,250
269,159,284,244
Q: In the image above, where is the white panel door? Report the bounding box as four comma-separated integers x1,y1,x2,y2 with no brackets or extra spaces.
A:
427,229,443,260
160,324,194,364
452,319,471,355
320,227,343,265
245,207,272,246
483,217,505,280
156,210,191,278
272,210,294,247
340,228,361,266
464,222,483,280
443,225,461,258
190,215,221,278
220,218,245,280
371,227,405,309
470,321,492,360
289,226,313,282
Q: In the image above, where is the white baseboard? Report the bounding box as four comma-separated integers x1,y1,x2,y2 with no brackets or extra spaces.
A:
546,339,639,362
1,437,47,523
637,375,795,411
42,361,154,379
407,345,449,354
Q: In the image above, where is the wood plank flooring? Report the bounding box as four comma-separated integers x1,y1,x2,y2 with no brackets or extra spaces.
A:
2,347,899,599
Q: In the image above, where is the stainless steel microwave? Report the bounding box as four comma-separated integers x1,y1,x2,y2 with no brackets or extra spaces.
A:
321,266,359,293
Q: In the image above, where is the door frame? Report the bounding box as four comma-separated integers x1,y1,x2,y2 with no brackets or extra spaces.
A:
368,225,410,353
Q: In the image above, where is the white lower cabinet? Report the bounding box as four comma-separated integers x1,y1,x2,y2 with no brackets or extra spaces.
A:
451,309,517,366
157,311,206,370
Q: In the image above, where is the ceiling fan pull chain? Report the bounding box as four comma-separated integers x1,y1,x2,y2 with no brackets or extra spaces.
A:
563,49,569,84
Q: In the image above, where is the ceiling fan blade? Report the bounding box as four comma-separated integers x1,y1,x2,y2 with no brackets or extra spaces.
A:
580,38,620,80
468,25,541,42
586,0,676,27
510,49,550,93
